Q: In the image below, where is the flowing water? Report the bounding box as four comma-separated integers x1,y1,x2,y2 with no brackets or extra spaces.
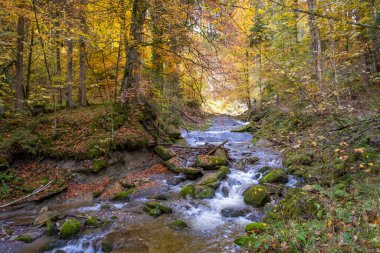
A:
1,117,297,253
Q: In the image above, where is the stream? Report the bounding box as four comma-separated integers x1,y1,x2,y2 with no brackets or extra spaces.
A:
0,117,297,253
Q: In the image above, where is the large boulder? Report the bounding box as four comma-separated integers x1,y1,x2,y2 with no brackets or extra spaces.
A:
259,169,288,184
60,218,82,239
154,145,175,161
195,155,227,170
197,173,221,188
243,185,270,207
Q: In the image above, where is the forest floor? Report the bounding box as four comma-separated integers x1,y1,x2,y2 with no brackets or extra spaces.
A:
237,106,380,252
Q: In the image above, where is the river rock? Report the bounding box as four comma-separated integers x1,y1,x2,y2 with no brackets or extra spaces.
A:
214,148,227,159
169,220,188,230
34,211,59,226
111,188,136,201
195,155,227,170
15,232,43,243
234,157,259,170
259,169,288,184
60,218,82,239
197,173,221,189
102,231,149,253
222,186,229,197
180,184,215,199
221,208,250,218
218,166,230,179
194,185,215,199
243,185,270,207
154,145,175,161
164,157,202,177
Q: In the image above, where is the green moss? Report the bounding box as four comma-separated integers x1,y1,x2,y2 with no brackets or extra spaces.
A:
269,188,325,220
180,185,196,198
243,185,270,207
231,122,257,132
245,222,269,233
195,155,228,170
145,201,172,213
101,239,113,252
92,159,108,173
283,153,313,167
258,166,271,174
46,219,58,236
154,145,175,161
194,185,215,199
260,169,288,184
60,218,82,239
15,234,34,243
85,217,100,227
152,194,169,200
169,220,188,230
143,206,162,217
218,166,231,179
111,188,135,201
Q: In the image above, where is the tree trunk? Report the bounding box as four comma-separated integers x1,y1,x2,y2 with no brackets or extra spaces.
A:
121,0,148,105
79,0,88,107
15,15,25,110
244,50,251,109
66,39,74,109
55,11,63,107
152,0,164,92
25,24,34,99
307,0,323,86
114,0,126,100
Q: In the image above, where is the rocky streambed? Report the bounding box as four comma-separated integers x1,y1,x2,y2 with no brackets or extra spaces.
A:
0,117,299,253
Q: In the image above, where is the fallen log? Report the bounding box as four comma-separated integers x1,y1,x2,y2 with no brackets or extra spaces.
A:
206,140,228,155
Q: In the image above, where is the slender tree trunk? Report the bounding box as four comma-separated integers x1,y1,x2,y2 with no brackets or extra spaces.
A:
79,0,88,107
66,39,74,109
25,24,34,99
15,15,25,110
55,11,63,107
307,0,323,86
121,0,148,105
245,50,251,109
114,0,126,100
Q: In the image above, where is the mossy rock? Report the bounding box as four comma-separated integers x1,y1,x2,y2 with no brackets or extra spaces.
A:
143,206,162,217
197,173,221,189
60,218,82,239
92,158,108,173
195,155,228,170
169,220,188,230
259,169,288,184
269,188,324,220
111,188,135,201
154,145,175,161
45,219,58,236
194,185,215,199
145,201,172,213
180,185,196,198
218,166,230,179
101,239,113,252
85,217,100,227
244,222,268,233
258,166,271,174
164,158,202,176
151,194,169,200
15,234,34,243
243,185,270,207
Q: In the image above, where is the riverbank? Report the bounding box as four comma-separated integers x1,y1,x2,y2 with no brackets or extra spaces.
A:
235,107,380,251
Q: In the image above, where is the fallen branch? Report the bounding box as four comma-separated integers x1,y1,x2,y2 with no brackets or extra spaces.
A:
0,180,54,209
207,140,228,155
176,108,201,124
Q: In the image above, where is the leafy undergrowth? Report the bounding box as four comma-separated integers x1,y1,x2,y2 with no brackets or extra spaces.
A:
237,107,380,252
0,162,69,205
0,105,154,168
